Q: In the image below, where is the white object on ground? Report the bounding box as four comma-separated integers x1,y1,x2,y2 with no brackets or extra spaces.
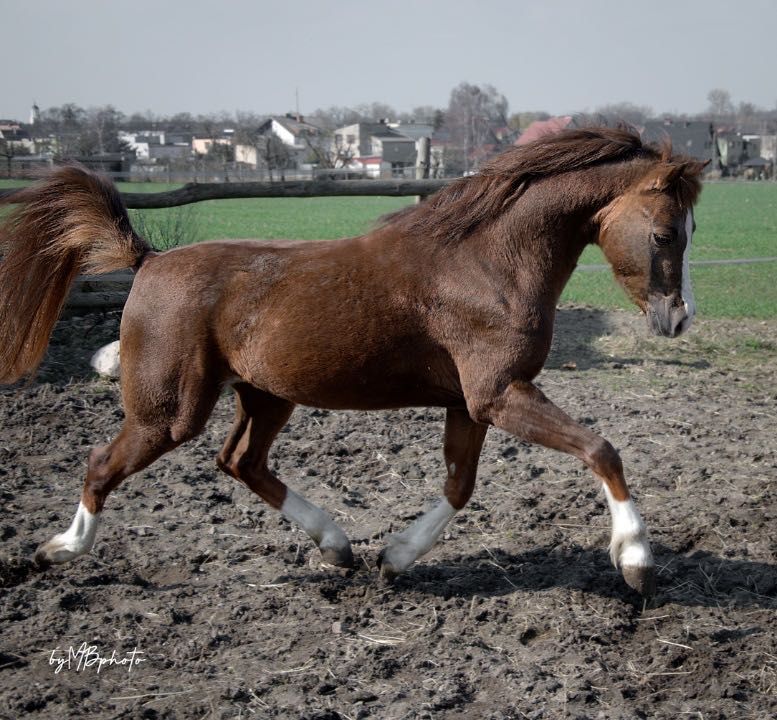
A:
91,340,121,378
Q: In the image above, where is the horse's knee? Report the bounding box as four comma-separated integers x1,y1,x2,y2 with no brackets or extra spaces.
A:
585,438,623,480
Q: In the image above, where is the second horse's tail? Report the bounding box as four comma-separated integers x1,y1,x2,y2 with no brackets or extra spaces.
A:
0,164,152,384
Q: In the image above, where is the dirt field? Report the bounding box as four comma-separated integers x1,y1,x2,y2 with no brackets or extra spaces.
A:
1,306,775,719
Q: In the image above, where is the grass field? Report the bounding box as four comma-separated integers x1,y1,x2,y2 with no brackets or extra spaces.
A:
2,179,775,317
568,182,777,317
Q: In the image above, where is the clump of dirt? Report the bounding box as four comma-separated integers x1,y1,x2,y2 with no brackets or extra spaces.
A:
1,306,775,719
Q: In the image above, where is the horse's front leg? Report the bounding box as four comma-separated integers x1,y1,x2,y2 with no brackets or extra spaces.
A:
378,408,488,579
471,380,655,596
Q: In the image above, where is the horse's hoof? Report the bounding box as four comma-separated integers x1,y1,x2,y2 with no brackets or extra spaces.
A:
376,548,400,584
622,565,656,598
32,549,52,570
33,538,81,568
320,543,355,569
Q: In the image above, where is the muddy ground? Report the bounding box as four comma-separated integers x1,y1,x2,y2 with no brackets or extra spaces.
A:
0,306,775,719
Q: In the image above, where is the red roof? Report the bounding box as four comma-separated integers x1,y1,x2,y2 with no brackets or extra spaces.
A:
516,116,573,146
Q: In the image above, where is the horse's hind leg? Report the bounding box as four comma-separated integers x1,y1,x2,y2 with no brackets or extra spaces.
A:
34,422,177,566
34,365,221,567
378,408,487,579
217,383,354,568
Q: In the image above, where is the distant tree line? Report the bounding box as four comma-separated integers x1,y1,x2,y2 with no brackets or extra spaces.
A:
4,84,776,176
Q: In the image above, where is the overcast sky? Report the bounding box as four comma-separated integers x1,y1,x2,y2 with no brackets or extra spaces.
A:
2,0,776,122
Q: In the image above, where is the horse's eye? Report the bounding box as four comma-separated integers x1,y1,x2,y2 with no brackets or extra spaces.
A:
652,232,674,246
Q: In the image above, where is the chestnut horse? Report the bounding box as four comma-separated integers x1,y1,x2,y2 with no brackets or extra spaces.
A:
0,128,705,597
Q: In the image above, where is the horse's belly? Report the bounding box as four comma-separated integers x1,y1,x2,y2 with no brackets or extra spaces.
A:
236,343,463,410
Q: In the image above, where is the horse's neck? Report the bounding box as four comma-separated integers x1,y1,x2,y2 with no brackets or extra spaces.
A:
488,167,636,300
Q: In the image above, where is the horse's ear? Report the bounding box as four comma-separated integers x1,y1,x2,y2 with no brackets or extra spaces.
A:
643,161,703,192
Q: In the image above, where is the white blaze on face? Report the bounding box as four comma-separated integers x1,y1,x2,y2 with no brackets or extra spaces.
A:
682,210,696,325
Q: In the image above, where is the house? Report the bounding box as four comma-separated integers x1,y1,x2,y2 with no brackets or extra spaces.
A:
386,121,440,176
119,130,193,162
349,155,390,178
259,114,319,149
641,120,716,163
334,120,417,176
234,114,320,169
234,143,260,167
192,129,234,156
118,131,157,159
0,125,35,154
716,130,758,171
747,134,777,162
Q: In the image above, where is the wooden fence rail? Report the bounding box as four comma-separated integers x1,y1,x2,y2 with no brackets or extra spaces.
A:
0,178,453,209
2,178,454,313
65,271,134,315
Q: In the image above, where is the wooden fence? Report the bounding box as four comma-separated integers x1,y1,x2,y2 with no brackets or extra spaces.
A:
65,271,135,315
0,178,451,208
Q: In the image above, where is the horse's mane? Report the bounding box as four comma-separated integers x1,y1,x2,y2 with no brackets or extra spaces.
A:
383,126,702,242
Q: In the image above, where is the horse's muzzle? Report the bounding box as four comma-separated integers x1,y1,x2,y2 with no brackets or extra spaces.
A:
646,293,690,338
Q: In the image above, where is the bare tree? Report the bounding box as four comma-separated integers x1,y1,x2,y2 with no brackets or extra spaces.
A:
508,111,551,130
309,106,362,130
38,103,88,158
593,102,653,126
125,111,158,132
0,136,31,177
395,105,443,125
445,82,509,172
353,102,397,122
736,101,760,130
86,105,127,154
707,89,734,119
257,135,292,180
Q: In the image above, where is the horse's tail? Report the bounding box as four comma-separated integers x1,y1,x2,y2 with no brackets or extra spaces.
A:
0,164,152,384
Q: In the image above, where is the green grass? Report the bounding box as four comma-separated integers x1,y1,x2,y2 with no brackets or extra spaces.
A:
3,178,776,317
2,178,415,241
129,196,414,242
563,182,777,318
562,259,776,318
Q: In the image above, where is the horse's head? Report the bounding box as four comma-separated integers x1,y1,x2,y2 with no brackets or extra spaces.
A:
596,160,706,338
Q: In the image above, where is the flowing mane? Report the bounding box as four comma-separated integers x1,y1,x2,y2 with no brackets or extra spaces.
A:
383,126,701,242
